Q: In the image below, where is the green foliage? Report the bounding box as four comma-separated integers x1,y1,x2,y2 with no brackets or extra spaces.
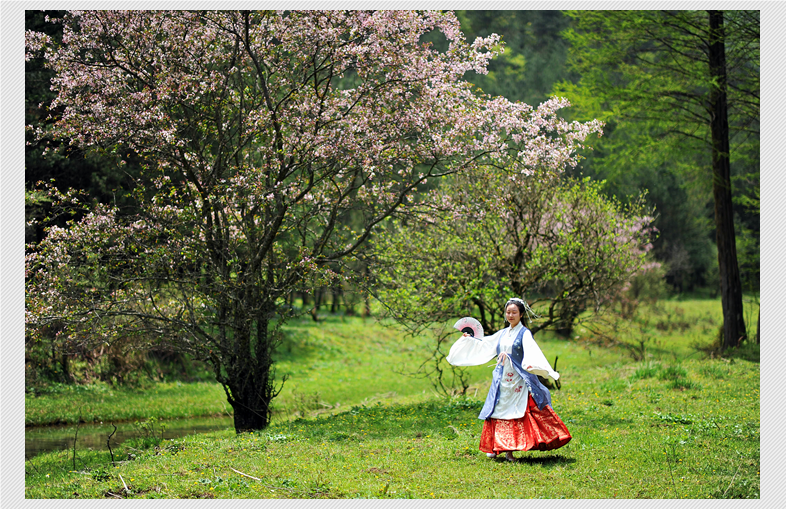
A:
25,337,215,395
668,378,702,391
734,181,760,292
456,11,574,106
554,10,760,292
131,417,167,446
374,172,655,341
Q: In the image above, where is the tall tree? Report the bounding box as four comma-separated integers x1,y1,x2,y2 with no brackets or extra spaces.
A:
708,10,746,349
25,10,603,432
556,10,759,348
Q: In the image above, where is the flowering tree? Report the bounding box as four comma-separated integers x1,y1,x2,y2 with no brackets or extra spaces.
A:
25,10,602,431
373,170,656,393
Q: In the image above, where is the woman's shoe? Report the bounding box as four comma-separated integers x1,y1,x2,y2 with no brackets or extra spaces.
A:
486,452,497,458
505,452,516,462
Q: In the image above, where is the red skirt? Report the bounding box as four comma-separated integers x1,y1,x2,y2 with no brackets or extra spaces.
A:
479,394,571,453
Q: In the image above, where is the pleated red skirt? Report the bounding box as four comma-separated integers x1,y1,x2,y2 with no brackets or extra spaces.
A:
479,394,571,453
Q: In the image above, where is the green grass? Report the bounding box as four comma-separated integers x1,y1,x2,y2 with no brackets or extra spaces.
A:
24,315,450,427
25,382,229,426
25,298,760,498
271,315,442,415
27,298,738,427
570,296,759,362
24,355,760,499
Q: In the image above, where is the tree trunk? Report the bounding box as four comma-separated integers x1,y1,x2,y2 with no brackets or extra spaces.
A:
218,305,283,433
472,298,489,334
314,288,323,311
708,10,747,349
230,383,273,432
311,288,323,321
343,292,356,316
363,292,371,317
362,265,371,317
61,353,70,382
331,286,339,313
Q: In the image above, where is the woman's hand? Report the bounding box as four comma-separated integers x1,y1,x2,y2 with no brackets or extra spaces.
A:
462,332,470,338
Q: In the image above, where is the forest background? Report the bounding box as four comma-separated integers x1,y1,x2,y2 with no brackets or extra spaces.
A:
24,9,761,294
15,7,767,500
24,9,759,384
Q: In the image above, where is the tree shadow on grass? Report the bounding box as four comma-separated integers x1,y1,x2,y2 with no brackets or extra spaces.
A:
724,342,759,363
690,338,759,365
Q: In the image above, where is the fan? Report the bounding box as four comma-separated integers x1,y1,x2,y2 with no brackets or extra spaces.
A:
453,317,484,339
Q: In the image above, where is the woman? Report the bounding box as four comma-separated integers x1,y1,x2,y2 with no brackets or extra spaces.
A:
446,298,571,461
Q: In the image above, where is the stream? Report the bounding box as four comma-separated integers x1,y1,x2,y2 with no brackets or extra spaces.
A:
25,415,235,460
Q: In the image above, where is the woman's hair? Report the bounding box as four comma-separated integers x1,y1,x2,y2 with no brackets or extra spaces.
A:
503,297,539,327
505,299,526,315
504,299,527,324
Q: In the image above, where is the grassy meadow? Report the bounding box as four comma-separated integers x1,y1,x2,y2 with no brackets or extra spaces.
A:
25,297,760,498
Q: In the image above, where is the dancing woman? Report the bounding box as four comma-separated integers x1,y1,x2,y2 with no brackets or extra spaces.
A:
446,298,571,461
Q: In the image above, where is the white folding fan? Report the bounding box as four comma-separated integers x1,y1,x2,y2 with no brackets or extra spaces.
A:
453,317,484,339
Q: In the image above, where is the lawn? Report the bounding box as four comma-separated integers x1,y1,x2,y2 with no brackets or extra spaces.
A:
24,297,760,498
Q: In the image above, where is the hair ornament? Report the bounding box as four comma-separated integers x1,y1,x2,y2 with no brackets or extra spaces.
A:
505,297,541,322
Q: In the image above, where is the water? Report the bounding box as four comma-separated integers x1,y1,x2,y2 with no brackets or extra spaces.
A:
25,415,235,459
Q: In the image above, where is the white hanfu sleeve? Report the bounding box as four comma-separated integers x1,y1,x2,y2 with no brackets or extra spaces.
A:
445,329,503,367
521,329,560,382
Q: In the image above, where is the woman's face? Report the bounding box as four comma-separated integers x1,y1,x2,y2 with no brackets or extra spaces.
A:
505,304,522,327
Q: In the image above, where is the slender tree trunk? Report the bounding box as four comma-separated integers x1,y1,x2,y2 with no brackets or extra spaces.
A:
362,265,371,317
708,10,747,349
314,288,323,311
61,354,70,382
331,286,339,314
471,297,490,334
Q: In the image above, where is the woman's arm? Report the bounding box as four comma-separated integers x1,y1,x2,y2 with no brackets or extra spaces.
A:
521,330,560,381
445,329,502,366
